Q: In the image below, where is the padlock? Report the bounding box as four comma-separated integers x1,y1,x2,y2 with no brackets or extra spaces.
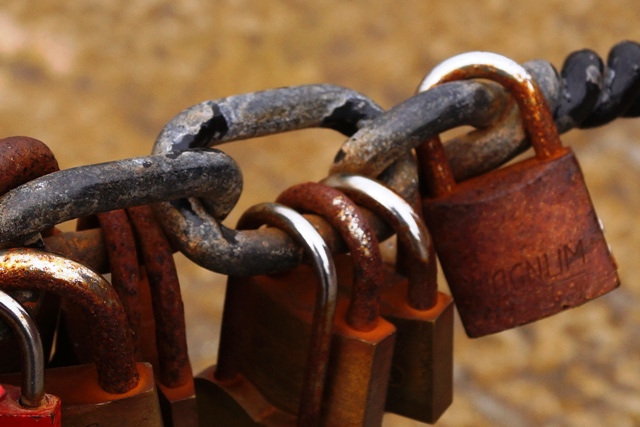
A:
127,204,199,427
0,290,61,426
324,174,454,423
0,248,164,426
417,52,619,337
277,183,396,427
196,203,337,426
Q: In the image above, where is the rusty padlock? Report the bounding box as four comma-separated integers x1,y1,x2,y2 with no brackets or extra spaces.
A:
417,52,620,337
0,290,61,426
277,183,396,427
324,173,454,423
0,248,163,427
196,203,337,426
128,204,199,427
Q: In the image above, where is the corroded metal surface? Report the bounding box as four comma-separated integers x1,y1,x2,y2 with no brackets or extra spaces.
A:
0,149,242,248
322,174,438,310
277,182,384,332
97,210,142,355
234,203,338,427
127,205,190,388
0,249,139,394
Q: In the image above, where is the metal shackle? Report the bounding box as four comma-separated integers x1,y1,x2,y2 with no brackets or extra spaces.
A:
277,182,385,332
0,248,139,394
0,290,44,408
322,174,438,310
416,52,564,197
234,203,338,427
418,51,562,160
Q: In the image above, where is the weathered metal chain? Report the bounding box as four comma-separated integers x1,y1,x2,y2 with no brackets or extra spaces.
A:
0,43,637,278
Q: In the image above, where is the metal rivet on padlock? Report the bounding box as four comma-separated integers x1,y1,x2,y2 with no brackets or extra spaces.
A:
323,173,454,424
196,203,337,426
417,52,620,337
128,204,199,427
277,183,396,427
0,248,164,427
0,289,61,426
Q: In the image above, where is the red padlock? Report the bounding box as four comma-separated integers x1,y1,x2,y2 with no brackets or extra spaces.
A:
0,290,61,426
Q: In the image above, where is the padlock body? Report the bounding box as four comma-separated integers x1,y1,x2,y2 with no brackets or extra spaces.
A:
0,384,61,426
335,256,454,423
194,366,297,426
422,148,619,337
380,278,454,423
158,379,198,427
0,363,163,427
236,266,396,426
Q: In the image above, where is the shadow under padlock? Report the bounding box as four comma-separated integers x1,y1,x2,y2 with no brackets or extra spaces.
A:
196,203,337,426
277,183,396,427
0,290,62,426
0,248,163,427
324,174,454,424
416,52,620,338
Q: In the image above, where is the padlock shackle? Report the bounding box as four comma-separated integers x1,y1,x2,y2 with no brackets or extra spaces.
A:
417,52,563,196
419,51,562,159
0,248,139,394
0,290,44,408
323,174,438,310
234,203,337,427
127,205,192,389
277,183,385,332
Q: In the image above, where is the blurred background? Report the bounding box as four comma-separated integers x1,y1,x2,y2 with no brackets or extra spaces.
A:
1,1,640,426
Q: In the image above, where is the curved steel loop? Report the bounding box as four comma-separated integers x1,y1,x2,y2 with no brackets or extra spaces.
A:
235,203,337,427
151,84,422,276
322,174,438,310
0,149,242,248
0,290,44,407
329,59,561,179
0,248,138,394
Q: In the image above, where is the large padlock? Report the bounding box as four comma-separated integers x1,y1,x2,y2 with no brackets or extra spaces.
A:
324,173,454,423
0,289,61,426
277,182,396,427
196,203,337,426
0,248,163,427
417,52,620,337
127,204,199,427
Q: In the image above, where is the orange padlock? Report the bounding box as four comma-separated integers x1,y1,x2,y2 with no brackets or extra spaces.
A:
196,203,338,426
324,174,454,423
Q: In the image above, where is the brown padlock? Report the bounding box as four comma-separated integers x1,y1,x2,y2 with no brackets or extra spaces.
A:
127,204,199,427
417,52,620,337
324,174,454,423
277,182,396,427
0,248,164,426
196,203,337,426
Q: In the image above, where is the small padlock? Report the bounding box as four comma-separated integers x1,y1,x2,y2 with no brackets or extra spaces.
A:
417,52,620,337
196,203,337,426
0,248,163,427
324,173,454,423
127,204,199,427
0,290,61,426
277,183,396,427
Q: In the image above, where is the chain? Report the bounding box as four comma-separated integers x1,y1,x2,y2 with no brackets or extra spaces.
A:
0,42,636,277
